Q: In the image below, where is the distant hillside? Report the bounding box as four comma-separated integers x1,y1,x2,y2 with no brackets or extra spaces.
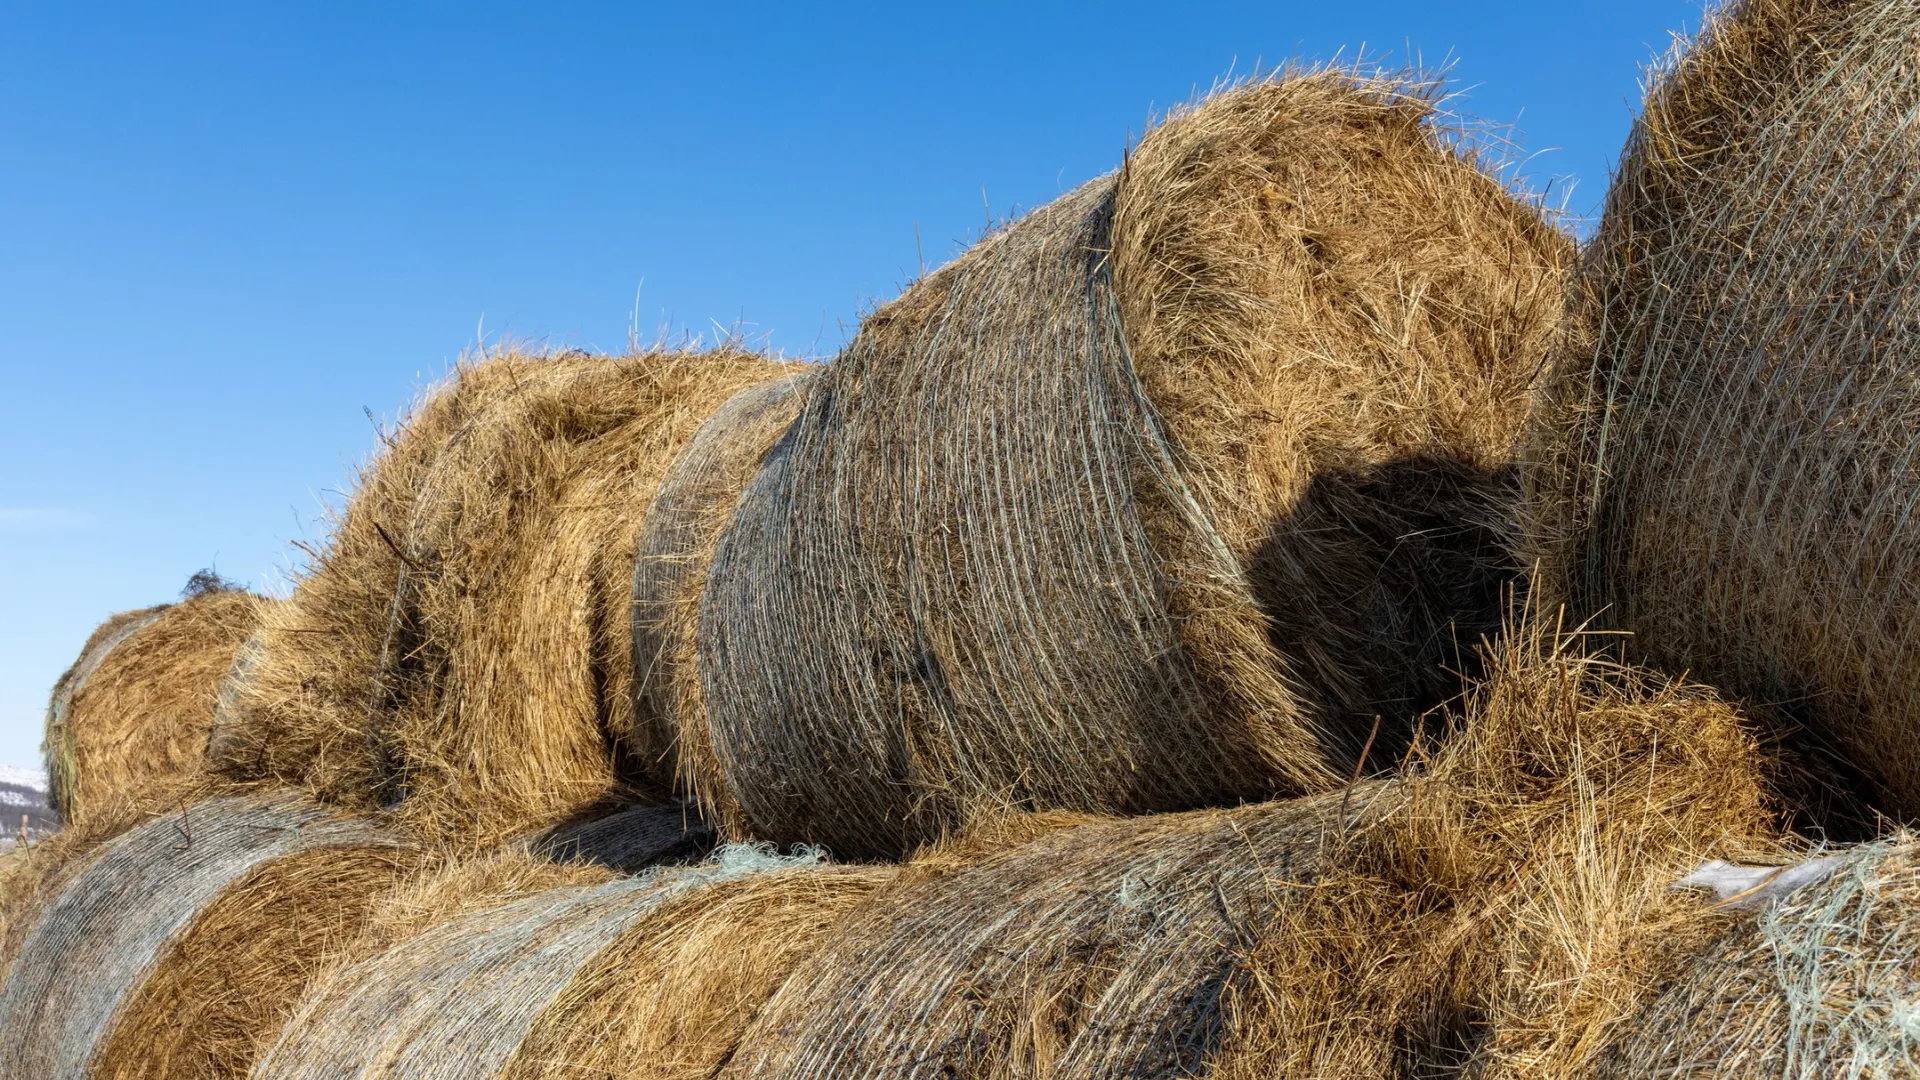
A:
0,766,57,843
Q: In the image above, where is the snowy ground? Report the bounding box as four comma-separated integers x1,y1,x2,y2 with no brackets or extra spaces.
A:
0,766,57,845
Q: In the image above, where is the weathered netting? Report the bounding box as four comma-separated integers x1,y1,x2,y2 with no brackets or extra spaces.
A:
698,178,1335,858
251,845,846,1079
630,372,818,792
1604,838,1920,1078
722,788,1397,1079
0,795,408,1080
1528,0,1920,816
527,801,713,872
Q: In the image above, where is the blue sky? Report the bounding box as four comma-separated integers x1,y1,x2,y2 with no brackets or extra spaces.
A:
0,1,1703,769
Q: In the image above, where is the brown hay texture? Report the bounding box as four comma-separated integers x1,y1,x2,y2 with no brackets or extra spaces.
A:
1522,0,1920,818
714,617,1782,1079
1602,837,1920,1078
208,347,800,848
692,71,1570,858
252,846,884,1080
0,793,415,1080
45,576,270,828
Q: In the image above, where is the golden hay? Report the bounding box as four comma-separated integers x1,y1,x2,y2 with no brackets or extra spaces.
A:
0,793,415,1080
253,847,883,1079
692,71,1570,857
722,617,1784,1079
1601,837,1920,1077
1523,0,1920,820
45,575,270,828
209,347,800,847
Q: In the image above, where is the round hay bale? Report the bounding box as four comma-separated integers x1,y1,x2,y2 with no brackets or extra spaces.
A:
208,348,802,847
1601,838,1920,1078
252,846,886,1080
724,789,1402,1080
693,71,1571,857
45,574,271,828
0,793,416,1080
1523,0,1920,818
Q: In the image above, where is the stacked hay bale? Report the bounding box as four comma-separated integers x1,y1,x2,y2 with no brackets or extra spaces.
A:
45,572,271,829
253,845,889,1080
0,792,417,1080
718,618,1786,1078
1602,837,1920,1077
688,71,1571,858
1524,0,1920,819
208,347,803,847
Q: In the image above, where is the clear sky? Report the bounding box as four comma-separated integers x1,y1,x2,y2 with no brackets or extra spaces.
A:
0,1,1705,770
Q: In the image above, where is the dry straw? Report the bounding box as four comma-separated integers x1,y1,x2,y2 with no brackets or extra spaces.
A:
209,347,800,847
693,70,1570,857
722,615,1787,1079
253,845,887,1080
1602,837,1920,1078
1524,0,1920,819
45,572,269,828
0,792,415,1080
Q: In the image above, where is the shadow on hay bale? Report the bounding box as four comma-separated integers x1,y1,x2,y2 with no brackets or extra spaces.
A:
0,791,416,1080
720,615,1788,1080
687,70,1571,858
1525,0,1920,824
207,348,801,848
253,845,888,1080
44,572,270,830
1603,837,1920,1078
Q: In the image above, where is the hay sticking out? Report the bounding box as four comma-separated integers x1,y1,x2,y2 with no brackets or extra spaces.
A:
45,576,269,827
1603,838,1920,1078
210,347,800,847
253,844,855,1079
0,793,413,1080
1523,0,1920,818
724,789,1397,1079
694,71,1568,858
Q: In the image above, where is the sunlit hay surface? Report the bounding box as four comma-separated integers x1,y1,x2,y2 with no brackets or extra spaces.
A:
500,862,891,1080
1203,615,1789,1079
0,793,412,1080
210,347,800,848
45,575,269,828
252,845,847,1080
693,70,1570,859
1602,837,1920,1079
1523,0,1920,819
721,790,1398,1080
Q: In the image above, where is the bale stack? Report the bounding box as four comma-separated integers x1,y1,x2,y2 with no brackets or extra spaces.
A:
207,347,802,847
1523,0,1920,818
253,846,889,1080
0,792,416,1080
45,572,271,829
686,71,1570,858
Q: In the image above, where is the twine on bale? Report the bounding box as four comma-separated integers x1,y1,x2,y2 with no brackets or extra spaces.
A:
1524,0,1920,821
692,72,1569,857
629,371,819,792
45,574,269,828
1603,838,1920,1079
0,793,414,1080
209,348,801,847
252,845,882,1080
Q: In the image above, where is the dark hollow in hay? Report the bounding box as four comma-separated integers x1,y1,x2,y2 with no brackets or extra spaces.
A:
529,801,715,872
723,789,1398,1080
208,348,800,848
0,794,413,1080
1523,0,1920,819
252,847,878,1080
694,72,1570,857
1602,837,1920,1078
45,578,268,828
